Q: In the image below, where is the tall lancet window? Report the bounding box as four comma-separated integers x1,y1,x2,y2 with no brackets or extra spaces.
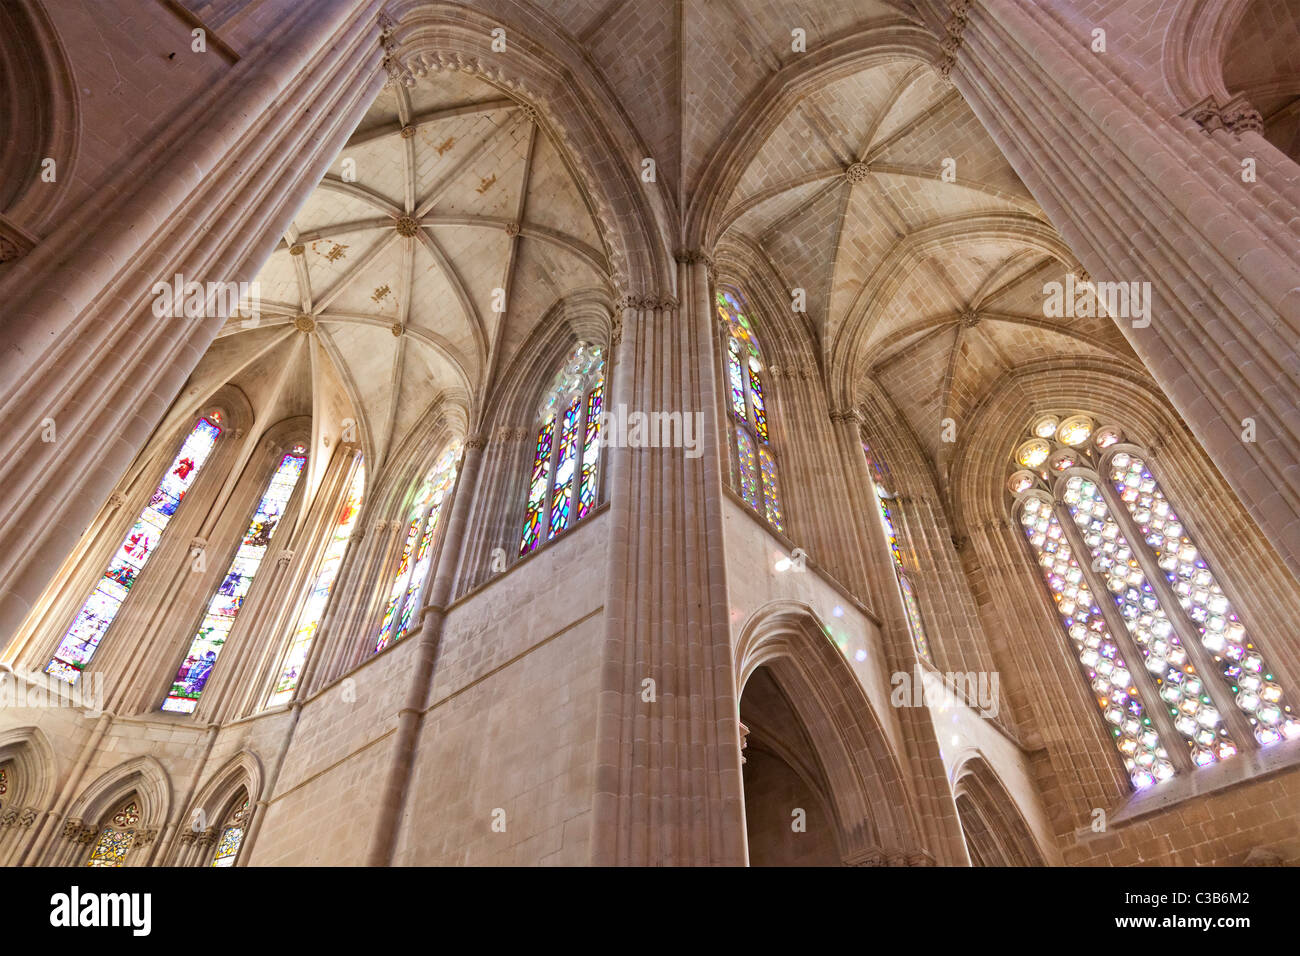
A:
863,444,931,664
45,415,223,684
1008,412,1298,790
519,342,605,555
162,446,307,714
268,457,366,705
717,290,782,531
374,442,461,653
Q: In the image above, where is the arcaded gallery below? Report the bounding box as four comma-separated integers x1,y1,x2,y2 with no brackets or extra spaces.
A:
0,0,1298,867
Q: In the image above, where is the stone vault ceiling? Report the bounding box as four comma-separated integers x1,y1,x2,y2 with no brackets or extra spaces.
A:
714,57,1142,474
209,69,609,471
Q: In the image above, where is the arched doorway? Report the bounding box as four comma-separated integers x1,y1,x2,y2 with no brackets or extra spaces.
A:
740,665,840,866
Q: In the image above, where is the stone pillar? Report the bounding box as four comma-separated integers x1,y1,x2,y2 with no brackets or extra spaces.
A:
590,257,745,866
366,436,485,865
0,0,386,644
922,0,1300,578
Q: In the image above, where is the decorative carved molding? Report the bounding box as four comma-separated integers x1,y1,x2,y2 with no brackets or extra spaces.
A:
288,243,305,256
391,322,404,337
132,827,159,848
519,104,539,125
190,537,207,552
394,215,420,237
195,827,218,848
504,221,520,238
937,0,974,79
294,314,316,333
959,308,981,328
108,492,126,509
614,293,679,312
464,436,486,450
844,162,871,184
1183,94,1263,135
399,124,416,139
275,550,295,568
609,314,623,348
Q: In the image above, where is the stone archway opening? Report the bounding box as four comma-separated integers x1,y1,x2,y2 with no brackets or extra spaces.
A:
739,665,841,867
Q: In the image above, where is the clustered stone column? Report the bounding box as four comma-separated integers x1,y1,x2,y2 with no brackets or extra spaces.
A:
590,256,746,865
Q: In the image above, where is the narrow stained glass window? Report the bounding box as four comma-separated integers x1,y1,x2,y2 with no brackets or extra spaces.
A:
47,416,222,684
162,448,306,714
268,459,365,706
718,290,782,530
548,396,581,539
518,342,605,555
211,795,249,867
374,442,461,653
578,384,603,520
865,445,932,665
87,799,141,867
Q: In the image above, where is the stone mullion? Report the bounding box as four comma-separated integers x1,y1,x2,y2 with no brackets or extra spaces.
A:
1091,474,1260,753
366,437,484,865
1051,496,1196,776
972,520,1130,822
347,519,407,670
0,2,387,643
947,0,1300,577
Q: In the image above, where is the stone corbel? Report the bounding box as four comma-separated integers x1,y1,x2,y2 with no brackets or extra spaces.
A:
132,827,159,849
1183,94,1264,135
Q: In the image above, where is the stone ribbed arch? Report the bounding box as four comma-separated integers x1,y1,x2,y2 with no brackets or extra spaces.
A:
380,0,673,297
1160,0,1252,107
0,0,78,234
951,752,1046,866
168,750,263,866
831,212,1076,411
734,601,930,864
45,755,171,866
452,293,614,596
687,19,943,249
0,725,57,864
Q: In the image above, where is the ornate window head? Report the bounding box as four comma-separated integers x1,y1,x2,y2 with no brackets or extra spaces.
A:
718,290,782,531
86,798,141,867
374,441,461,653
519,342,606,555
46,415,223,684
162,447,308,714
1008,411,1297,790
269,456,366,705
864,444,931,665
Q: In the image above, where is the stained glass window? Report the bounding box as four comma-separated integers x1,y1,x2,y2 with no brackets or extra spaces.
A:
518,342,605,555
211,794,249,867
0,765,8,798
162,448,307,714
864,444,932,664
1108,452,1298,745
718,290,782,531
374,442,461,653
46,416,222,684
87,799,141,867
268,458,365,706
1006,411,1299,789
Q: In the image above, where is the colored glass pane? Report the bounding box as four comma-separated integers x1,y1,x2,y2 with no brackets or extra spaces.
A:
548,396,581,539
1019,497,1174,789
47,417,221,684
520,420,554,555
162,452,305,714
749,365,769,443
269,460,365,705
736,430,759,508
578,384,603,519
